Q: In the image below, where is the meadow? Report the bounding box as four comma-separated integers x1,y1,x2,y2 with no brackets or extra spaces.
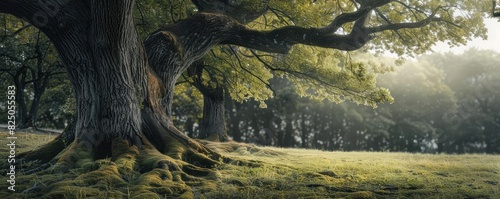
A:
1,129,499,199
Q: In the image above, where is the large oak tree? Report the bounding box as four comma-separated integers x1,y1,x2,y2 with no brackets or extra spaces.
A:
0,0,487,197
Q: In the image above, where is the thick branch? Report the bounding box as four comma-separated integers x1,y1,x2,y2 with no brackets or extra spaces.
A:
0,0,75,32
146,1,448,86
221,2,446,55
368,6,442,33
321,0,392,33
223,25,373,53
0,0,41,21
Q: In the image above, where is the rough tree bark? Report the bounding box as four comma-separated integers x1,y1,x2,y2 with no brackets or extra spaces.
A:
5,0,221,173
144,0,268,123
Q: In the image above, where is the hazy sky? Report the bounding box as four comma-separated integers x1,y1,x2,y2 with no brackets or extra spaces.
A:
432,18,500,54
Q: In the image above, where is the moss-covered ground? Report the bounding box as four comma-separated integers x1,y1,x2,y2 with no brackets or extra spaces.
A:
1,130,499,198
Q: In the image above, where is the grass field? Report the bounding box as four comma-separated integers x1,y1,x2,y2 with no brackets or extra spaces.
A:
1,130,499,199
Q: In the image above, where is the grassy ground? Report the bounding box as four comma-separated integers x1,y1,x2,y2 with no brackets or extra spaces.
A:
1,130,499,199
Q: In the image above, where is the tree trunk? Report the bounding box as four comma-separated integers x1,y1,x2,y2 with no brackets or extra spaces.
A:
284,116,294,147
276,121,285,147
184,117,196,138
26,64,52,128
484,122,500,154
251,112,262,144
227,94,242,142
14,68,29,128
189,61,230,141
9,0,221,173
26,86,44,128
199,89,228,141
300,112,308,148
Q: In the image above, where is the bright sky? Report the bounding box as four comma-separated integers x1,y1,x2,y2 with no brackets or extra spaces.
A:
432,18,500,54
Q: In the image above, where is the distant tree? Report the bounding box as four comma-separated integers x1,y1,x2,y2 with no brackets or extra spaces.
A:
37,79,74,129
378,59,456,152
424,50,500,153
493,0,500,17
188,61,229,141
0,14,66,128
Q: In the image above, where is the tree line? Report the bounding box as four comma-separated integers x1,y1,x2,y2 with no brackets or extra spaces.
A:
172,49,500,154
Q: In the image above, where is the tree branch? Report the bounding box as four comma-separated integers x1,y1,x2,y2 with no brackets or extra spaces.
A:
220,1,449,55
0,0,68,30
249,50,361,98
367,6,442,33
321,0,392,33
144,1,453,94
223,24,374,53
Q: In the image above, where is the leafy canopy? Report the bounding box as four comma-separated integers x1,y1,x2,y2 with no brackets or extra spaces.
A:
136,1,487,107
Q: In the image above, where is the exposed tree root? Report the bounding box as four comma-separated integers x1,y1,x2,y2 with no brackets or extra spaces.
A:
10,136,222,198
9,109,283,198
199,139,285,156
17,121,75,169
196,139,287,168
6,114,217,198
3,127,295,198
17,133,66,164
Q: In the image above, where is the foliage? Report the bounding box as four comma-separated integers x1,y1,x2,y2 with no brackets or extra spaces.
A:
179,0,488,109
39,79,74,128
1,13,69,128
134,0,196,38
172,82,203,132
423,49,500,153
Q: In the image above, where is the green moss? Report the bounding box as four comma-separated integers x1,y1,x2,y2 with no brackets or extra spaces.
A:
81,158,114,172
52,142,94,170
129,192,162,199
138,148,180,172
47,185,125,198
112,139,140,172
74,165,127,187
178,190,195,199
348,191,376,199
164,140,187,159
136,169,172,186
